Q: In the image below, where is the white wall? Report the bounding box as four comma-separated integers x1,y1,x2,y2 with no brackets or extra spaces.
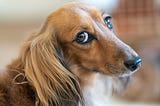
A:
0,0,118,22
0,0,74,22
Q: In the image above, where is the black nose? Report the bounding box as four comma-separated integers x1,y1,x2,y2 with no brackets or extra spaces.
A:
124,57,142,72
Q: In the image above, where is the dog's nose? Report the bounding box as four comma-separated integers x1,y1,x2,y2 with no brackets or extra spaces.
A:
124,57,142,72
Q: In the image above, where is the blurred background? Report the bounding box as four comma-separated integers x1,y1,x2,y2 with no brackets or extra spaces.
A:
0,0,160,105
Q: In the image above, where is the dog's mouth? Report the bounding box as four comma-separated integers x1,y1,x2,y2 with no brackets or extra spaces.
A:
92,64,139,78
106,64,133,77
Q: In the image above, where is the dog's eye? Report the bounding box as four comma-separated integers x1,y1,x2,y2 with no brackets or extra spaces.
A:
75,31,94,44
104,16,113,30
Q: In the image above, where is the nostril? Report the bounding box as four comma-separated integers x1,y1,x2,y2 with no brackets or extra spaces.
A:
124,57,142,72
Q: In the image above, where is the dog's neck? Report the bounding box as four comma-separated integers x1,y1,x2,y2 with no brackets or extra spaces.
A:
69,64,114,106
82,74,113,106
78,71,132,106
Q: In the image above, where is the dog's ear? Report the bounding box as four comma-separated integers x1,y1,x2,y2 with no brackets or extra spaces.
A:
20,25,83,106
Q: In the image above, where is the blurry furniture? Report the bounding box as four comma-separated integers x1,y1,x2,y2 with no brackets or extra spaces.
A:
112,0,160,41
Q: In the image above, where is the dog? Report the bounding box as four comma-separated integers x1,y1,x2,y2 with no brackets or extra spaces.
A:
0,2,142,106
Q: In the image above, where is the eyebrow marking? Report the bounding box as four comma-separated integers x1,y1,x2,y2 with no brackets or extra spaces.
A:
101,10,106,16
80,24,90,29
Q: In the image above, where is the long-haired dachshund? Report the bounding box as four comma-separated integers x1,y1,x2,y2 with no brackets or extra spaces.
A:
0,2,142,106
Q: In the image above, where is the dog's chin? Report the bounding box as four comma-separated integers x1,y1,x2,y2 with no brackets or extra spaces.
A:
118,71,133,78
119,67,140,78
101,70,134,79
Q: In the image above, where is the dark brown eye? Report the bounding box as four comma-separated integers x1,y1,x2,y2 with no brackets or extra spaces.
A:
104,16,113,30
75,31,95,45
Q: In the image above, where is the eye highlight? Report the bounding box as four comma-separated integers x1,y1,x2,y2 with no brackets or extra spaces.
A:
104,16,113,30
74,31,95,45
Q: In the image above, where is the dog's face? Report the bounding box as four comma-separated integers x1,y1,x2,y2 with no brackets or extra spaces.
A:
46,3,141,78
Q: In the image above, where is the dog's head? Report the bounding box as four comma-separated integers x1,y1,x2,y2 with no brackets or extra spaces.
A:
45,2,141,77
19,2,141,106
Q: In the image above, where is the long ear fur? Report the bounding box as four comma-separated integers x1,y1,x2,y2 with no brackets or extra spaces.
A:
16,25,83,106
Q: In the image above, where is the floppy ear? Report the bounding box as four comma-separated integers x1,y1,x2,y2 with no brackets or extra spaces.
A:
20,25,83,106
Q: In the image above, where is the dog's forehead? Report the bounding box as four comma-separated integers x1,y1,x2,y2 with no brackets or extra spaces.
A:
48,3,102,27
62,2,102,17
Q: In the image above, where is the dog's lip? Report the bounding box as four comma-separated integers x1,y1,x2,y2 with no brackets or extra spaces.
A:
91,64,139,77
105,66,135,77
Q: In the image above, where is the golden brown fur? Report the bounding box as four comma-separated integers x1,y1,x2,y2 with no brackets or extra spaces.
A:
0,2,141,106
